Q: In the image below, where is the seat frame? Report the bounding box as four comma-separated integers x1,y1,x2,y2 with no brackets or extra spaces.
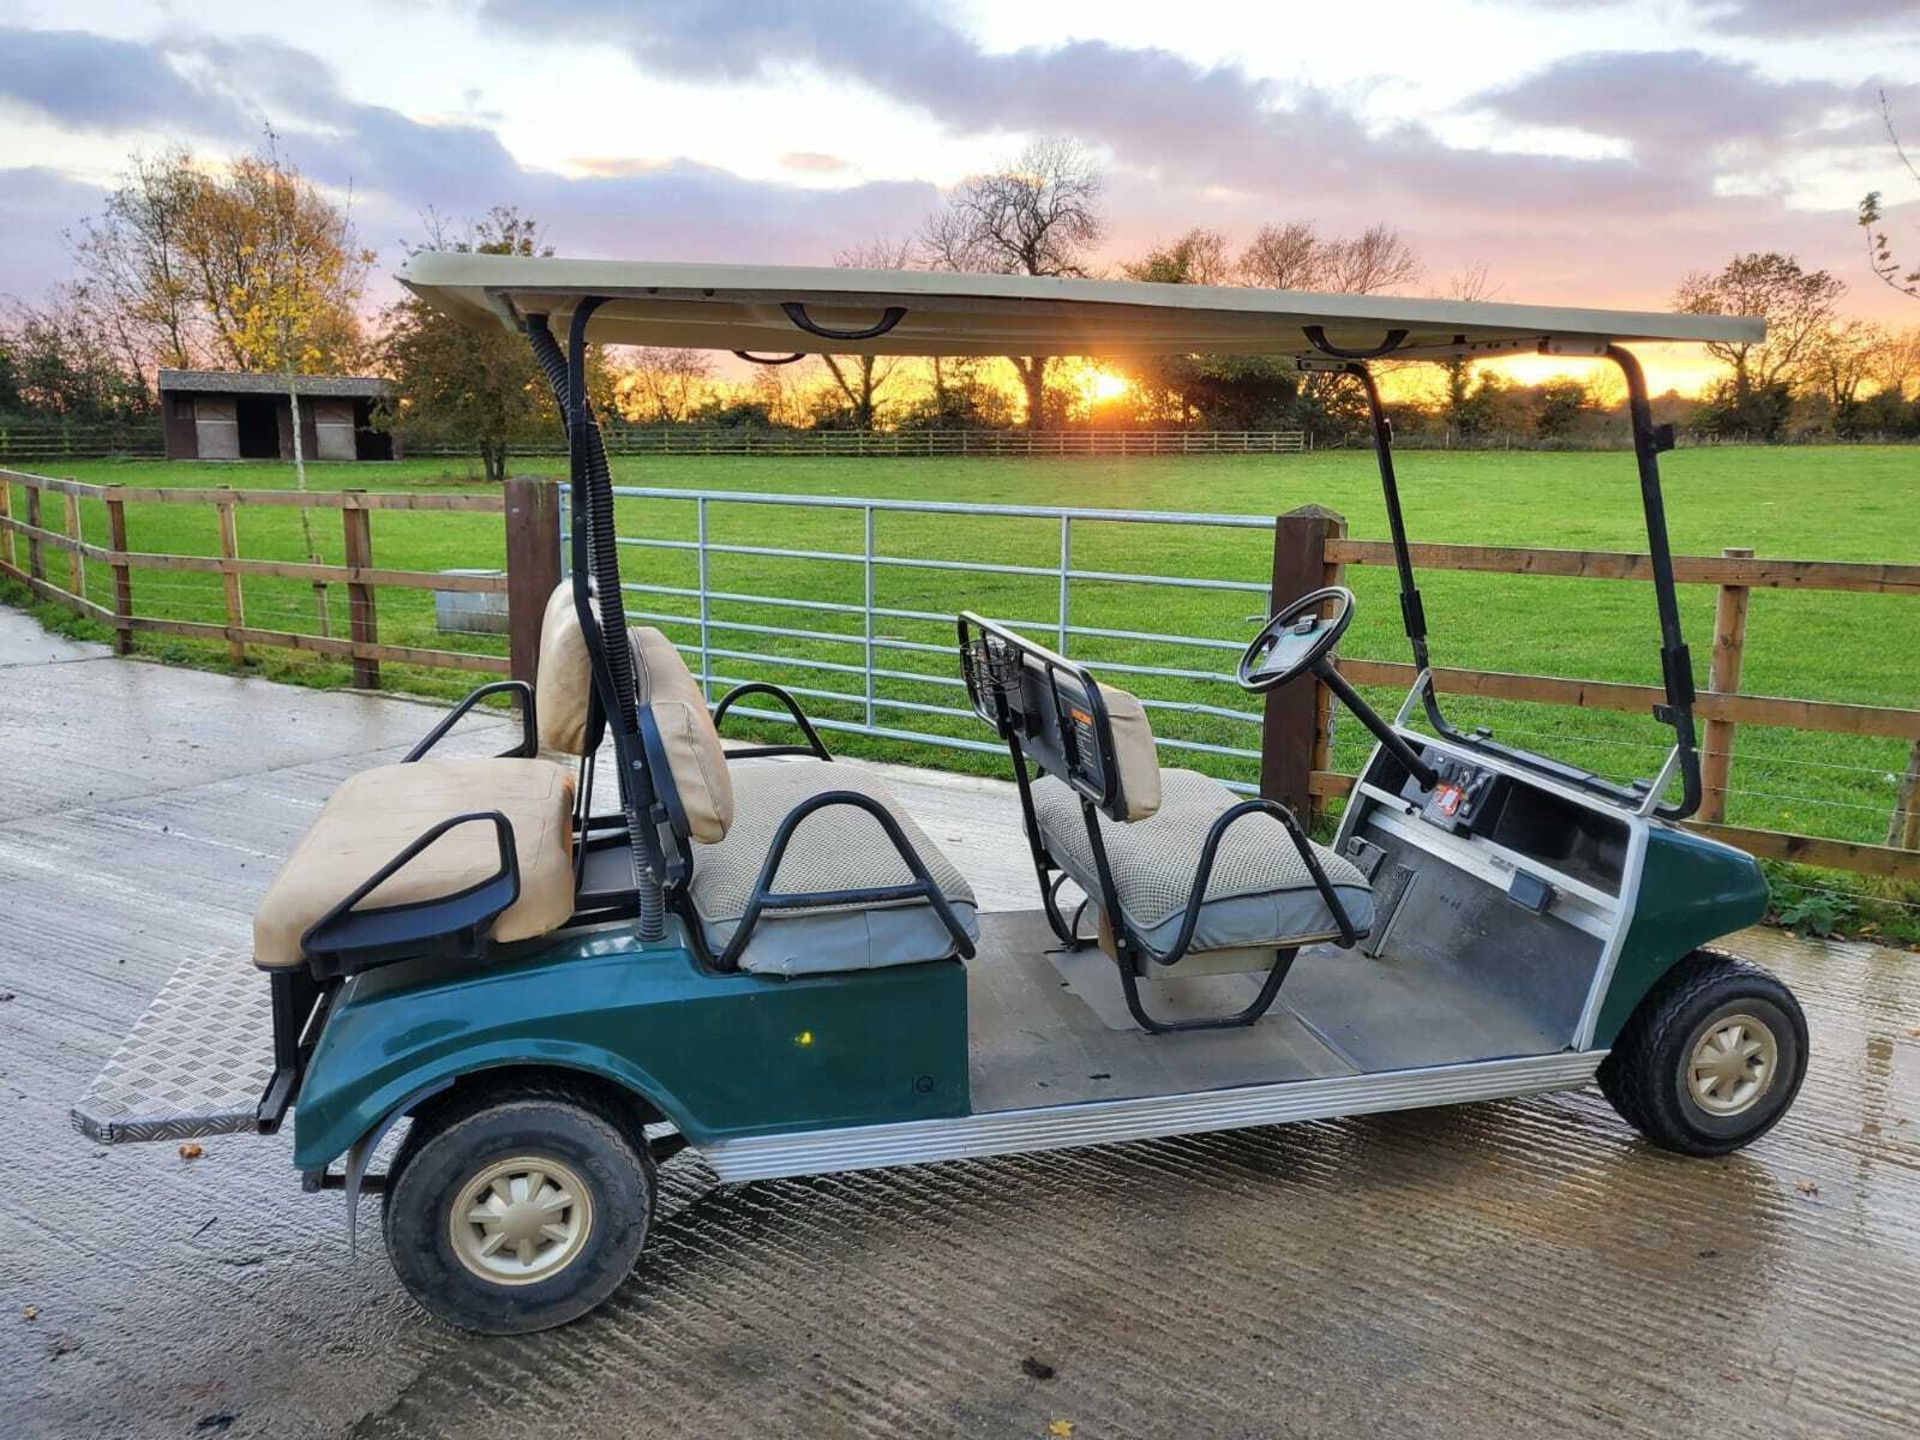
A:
958,611,1360,1034
529,307,973,978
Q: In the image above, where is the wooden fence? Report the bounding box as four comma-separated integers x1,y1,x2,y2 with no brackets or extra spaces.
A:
1260,508,1920,882
3,465,1916,882
414,428,1313,459
0,467,557,687
0,421,166,461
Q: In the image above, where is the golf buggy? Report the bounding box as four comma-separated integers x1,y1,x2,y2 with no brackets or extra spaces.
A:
76,257,1807,1334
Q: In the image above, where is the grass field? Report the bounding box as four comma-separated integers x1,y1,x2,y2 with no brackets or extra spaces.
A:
7,446,1918,930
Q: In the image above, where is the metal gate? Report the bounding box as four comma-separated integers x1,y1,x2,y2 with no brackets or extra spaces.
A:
579,487,1279,790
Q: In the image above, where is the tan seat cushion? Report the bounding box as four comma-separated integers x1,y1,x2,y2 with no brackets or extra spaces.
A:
1033,767,1373,961
1095,682,1160,821
531,582,733,843
253,757,578,970
688,759,978,975
631,626,734,843
534,583,594,755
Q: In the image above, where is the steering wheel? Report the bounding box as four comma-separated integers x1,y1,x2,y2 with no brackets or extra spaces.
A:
1237,586,1354,693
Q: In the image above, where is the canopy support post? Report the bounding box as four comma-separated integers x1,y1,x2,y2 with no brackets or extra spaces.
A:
526,309,672,940
1607,343,1701,821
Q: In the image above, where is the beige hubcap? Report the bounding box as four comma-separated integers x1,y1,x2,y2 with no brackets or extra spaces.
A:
1687,1013,1778,1118
449,1156,594,1286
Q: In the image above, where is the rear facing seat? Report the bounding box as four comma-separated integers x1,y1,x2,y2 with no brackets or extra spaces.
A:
537,582,978,974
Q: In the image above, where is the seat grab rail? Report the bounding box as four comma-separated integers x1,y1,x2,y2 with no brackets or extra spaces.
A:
713,790,976,971
404,680,538,763
711,681,834,762
299,811,521,978
1082,796,1362,969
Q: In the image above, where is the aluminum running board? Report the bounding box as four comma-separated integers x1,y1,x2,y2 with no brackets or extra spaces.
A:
73,948,272,1144
698,1049,1604,1183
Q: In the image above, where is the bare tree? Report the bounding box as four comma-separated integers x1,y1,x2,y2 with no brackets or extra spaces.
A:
1859,90,1919,300
1436,263,1500,432
1240,221,1323,290
922,138,1105,429
1320,223,1423,295
1674,252,1846,397
817,237,912,428
1238,220,1422,295
64,147,203,376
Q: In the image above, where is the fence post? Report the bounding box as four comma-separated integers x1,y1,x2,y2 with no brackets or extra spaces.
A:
503,476,561,687
215,499,246,667
0,474,12,573
340,494,379,689
1889,741,1920,850
26,483,44,581
1698,545,1753,824
1261,504,1345,821
105,492,133,655
63,492,84,597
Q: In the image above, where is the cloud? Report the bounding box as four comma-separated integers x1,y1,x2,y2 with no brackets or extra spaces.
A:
0,166,106,301
1476,50,1908,166
1701,0,1920,37
0,24,939,294
477,0,1702,225
0,26,251,137
0,12,1911,318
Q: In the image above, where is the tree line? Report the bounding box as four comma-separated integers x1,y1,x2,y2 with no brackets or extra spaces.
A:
6,136,1920,477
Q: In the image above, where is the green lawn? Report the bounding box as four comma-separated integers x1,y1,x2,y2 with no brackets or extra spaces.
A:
9,447,1918,885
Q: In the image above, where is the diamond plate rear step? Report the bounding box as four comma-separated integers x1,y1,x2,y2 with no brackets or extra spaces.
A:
73,948,273,1144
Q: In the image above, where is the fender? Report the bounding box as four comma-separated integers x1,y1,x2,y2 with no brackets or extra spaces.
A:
292,921,969,1173
1592,824,1770,1046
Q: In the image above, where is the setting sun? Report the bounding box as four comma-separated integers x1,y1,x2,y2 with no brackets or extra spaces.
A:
1089,370,1130,401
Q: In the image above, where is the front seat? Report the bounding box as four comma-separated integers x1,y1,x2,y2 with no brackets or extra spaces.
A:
960,613,1370,1032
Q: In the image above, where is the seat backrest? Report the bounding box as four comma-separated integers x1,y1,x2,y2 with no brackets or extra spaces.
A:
959,613,1161,822
630,627,735,844
533,583,734,844
535,582,597,755
1082,680,1161,822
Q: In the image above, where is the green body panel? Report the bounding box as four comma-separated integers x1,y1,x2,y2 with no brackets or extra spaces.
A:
1592,823,1769,1046
292,919,969,1171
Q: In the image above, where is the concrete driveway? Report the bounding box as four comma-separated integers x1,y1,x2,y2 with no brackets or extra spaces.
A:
3,612,1918,1439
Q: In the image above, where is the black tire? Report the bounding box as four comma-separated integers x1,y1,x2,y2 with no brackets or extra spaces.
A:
383,1085,655,1334
1598,950,1807,1157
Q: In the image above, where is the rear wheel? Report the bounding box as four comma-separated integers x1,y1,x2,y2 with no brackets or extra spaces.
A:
1598,950,1807,1157
384,1087,655,1333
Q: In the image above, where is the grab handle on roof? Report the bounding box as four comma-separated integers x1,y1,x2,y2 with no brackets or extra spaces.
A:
781,301,907,341
1303,325,1409,360
732,351,807,365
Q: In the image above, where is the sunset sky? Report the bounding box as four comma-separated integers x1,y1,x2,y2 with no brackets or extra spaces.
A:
2,0,1916,394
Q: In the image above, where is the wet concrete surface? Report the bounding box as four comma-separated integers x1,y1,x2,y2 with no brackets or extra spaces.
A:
3,641,1919,1438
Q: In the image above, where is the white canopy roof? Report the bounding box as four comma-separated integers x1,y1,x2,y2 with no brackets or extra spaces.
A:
398,254,1763,361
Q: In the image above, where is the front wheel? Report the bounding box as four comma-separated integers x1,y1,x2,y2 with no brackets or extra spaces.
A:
1598,950,1807,1157
384,1087,655,1333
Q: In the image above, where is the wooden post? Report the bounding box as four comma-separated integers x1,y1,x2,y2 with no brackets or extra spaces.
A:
1260,504,1346,821
215,499,246,667
0,475,13,573
25,483,44,581
341,494,379,689
105,493,134,655
504,476,562,686
63,492,84,598
1698,546,1753,824
1889,740,1920,850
